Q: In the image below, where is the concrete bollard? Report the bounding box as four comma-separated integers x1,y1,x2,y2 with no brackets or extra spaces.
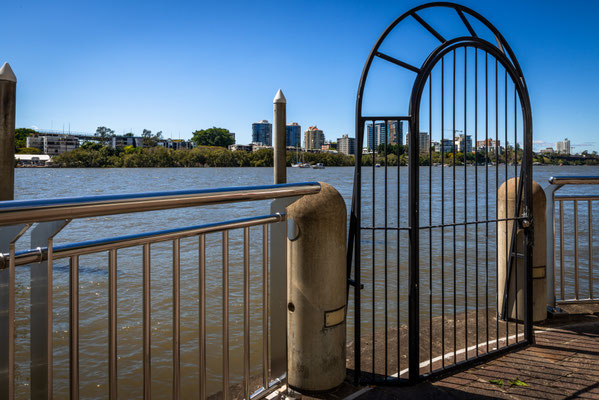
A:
287,182,346,392
0,63,16,201
498,178,546,322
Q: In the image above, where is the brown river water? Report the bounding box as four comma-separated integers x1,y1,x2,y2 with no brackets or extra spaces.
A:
11,165,599,398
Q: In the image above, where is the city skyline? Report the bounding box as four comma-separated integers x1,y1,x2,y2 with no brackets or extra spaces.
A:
2,0,597,151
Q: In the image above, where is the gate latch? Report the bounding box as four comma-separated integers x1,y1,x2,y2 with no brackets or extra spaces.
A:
520,206,532,228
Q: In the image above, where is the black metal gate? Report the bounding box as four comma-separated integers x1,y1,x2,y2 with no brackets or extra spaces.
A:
347,2,534,384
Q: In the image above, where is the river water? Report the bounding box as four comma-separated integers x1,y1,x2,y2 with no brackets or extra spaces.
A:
11,165,599,398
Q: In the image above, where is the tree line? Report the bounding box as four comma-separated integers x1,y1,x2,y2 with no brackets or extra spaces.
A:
52,144,356,168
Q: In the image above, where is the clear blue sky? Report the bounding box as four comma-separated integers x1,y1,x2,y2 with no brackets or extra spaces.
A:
1,0,597,151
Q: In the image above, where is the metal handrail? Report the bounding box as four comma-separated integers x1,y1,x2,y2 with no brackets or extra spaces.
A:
0,182,320,226
546,176,599,309
0,182,321,399
0,213,285,269
549,176,599,185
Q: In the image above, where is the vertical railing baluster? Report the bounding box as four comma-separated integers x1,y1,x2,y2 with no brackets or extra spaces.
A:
223,231,229,399
199,235,206,400
143,243,151,400
69,255,79,400
560,200,565,300
244,227,250,400
574,201,579,300
3,224,29,400
262,225,269,390
173,238,181,400
108,249,118,400
589,201,594,299
8,239,16,400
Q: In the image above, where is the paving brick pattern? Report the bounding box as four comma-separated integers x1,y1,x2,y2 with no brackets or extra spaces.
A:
354,318,599,399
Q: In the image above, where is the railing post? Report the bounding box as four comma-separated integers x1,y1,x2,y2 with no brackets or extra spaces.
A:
0,63,17,201
498,178,546,323
545,183,563,309
287,182,346,392
30,220,69,400
0,224,29,400
273,89,286,185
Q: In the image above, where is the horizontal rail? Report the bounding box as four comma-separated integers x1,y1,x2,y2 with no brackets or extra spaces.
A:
0,182,319,226
0,213,285,269
549,176,599,185
554,194,599,201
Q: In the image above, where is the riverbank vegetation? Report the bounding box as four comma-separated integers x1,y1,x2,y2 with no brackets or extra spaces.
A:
51,143,599,168
52,143,355,168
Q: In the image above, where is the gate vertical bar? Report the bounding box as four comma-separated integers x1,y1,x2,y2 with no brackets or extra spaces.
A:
441,56,445,369
521,76,534,345
408,99,420,383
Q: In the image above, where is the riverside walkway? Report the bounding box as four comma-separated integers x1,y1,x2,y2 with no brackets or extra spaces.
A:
289,307,599,400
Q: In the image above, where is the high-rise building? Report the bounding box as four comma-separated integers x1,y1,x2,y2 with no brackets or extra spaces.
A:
366,122,388,150
252,120,272,146
388,121,403,145
286,122,301,148
405,132,430,153
454,134,473,153
556,138,571,155
304,126,325,150
434,138,455,154
337,134,356,155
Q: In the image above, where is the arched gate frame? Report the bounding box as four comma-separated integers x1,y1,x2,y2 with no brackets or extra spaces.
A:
348,2,533,384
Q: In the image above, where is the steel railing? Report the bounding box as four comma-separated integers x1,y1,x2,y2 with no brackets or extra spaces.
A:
547,176,599,308
0,182,320,400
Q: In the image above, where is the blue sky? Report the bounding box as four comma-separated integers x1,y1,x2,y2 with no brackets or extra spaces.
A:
1,0,598,151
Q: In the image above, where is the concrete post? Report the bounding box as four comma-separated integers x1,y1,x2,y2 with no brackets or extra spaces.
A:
498,178,546,322
0,63,16,201
287,182,347,392
273,89,286,184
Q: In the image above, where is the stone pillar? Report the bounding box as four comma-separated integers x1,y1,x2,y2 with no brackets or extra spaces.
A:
287,182,346,392
0,63,17,201
498,178,547,322
273,89,286,184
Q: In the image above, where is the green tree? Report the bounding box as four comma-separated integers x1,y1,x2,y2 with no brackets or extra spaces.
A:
141,129,163,147
95,126,115,146
14,128,37,150
191,127,234,148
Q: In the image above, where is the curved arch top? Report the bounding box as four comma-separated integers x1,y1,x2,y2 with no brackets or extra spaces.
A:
356,2,529,121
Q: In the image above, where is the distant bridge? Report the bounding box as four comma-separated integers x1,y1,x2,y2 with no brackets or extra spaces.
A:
34,129,103,141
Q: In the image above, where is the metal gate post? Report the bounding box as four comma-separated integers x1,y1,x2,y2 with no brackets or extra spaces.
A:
408,116,420,383
522,106,534,344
